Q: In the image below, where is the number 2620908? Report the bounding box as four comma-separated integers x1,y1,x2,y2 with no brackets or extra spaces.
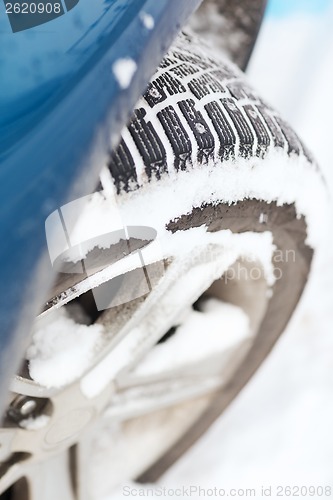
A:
5,3,62,14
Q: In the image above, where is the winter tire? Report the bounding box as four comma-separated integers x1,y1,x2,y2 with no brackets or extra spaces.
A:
0,31,326,500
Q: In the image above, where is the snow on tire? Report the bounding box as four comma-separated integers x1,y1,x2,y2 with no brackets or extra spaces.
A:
101,32,327,484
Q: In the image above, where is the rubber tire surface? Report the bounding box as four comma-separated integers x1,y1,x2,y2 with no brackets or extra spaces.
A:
108,32,313,193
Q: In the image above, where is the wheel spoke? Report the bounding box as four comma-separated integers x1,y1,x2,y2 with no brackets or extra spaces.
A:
0,448,30,497
114,248,242,378
106,329,251,422
11,376,58,399
106,376,223,421
81,247,238,398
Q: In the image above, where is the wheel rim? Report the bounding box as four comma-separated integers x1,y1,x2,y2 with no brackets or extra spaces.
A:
0,195,312,499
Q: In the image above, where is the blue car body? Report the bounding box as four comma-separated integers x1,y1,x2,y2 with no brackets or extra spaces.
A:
0,0,202,411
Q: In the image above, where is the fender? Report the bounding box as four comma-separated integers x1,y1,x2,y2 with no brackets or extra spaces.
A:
0,0,202,413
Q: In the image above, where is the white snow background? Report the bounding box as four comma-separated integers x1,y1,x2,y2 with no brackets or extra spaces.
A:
105,2,333,499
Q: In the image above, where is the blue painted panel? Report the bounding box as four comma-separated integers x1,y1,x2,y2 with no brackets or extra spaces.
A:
0,0,202,410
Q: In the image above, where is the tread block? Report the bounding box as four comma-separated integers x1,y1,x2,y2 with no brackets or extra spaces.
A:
159,56,174,69
145,73,186,107
222,98,254,158
128,109,168,179
189,72,226,99
244,105,270,157
205,101,236,160
170,63,198,79
257,106,285,149
108,139,137,194
178,99,215,163
157,106,192,171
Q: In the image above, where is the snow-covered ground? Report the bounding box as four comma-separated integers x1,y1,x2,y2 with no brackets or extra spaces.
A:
105,4,333,499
